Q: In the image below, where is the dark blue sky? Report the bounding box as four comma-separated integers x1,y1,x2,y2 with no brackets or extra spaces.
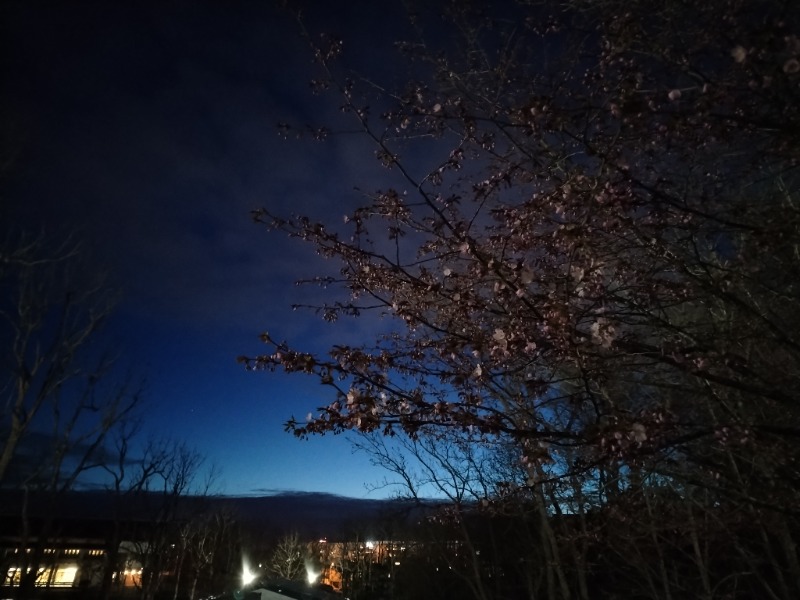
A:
1,0,414,497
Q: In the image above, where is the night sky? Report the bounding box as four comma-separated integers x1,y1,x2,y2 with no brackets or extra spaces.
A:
1,1,412,498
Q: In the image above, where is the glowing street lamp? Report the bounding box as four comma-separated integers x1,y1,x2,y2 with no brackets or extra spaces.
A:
241,561,257,587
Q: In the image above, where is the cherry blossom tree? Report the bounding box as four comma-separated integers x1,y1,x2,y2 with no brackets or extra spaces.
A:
243,1,800,595
246,0,798,497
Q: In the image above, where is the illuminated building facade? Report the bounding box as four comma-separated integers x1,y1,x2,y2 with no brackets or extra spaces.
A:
2,545,108,589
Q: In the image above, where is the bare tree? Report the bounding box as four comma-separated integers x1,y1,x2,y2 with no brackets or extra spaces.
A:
0,234,142,597
168,504,237,600
0,234,139,486
98,426,211,600
268,532,308,581
356,428,589,600
121,439,207,600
